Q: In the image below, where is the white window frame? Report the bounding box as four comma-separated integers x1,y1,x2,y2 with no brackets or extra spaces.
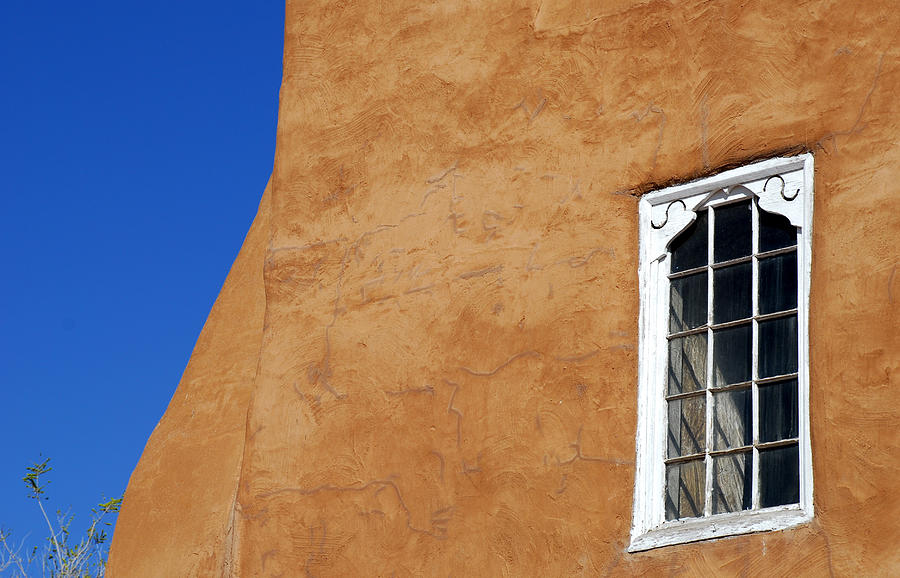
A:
629,154,814,552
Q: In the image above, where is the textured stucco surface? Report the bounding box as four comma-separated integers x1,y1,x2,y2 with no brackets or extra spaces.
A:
110,1,899,575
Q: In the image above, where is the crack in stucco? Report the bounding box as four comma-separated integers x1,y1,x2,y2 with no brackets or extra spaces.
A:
816,52,886,153
459,350,542,377
257,479,451,541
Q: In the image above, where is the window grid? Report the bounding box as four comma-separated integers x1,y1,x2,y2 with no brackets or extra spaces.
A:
667,245,797,281
751,198,760,510
704,204,714,517
663,196,800,521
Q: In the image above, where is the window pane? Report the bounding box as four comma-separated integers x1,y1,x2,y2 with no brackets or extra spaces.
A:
760,444,800,507
712,451,752,514
713,324,752,386
666,459,706,520
759,315,798,378
713,388,751,450
714,201,752,262
667,396,706,458
759,205,797,252
669,272,707,333
668,334,707,395
760,379,799,442
713,262,752,323
759,252,797,315
671,210,708,273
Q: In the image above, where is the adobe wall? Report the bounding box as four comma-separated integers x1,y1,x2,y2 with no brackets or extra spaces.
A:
107,182,270,575
109,1,900,575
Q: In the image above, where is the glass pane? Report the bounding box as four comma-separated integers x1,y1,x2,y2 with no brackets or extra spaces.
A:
712,451,752,514
713,324,752,386
759,252,797,315
669,272,707,333
668,396,706,458
714,201,752,262
760,379,799,442
713,388,751,450
760,444,800,507
714,262,752,323
759,315,798,378
671,210,708,273
759,205,797,252
668,333,707,395
666,459,706,520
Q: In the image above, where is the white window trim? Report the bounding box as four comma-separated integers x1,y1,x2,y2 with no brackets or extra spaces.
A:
629,154,814,552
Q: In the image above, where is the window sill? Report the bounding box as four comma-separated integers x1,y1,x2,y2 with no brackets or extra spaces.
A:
628,505,813,552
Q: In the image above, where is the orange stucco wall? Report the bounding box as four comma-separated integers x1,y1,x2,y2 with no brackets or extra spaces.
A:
109,1,900,575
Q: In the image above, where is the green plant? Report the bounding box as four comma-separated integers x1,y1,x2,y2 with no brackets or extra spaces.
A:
0,458,121,578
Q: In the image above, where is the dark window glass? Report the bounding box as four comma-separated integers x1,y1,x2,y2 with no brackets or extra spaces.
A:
713,262,752,323
668,333,707,395
666,459,706,520
713,324,752,386
712,451,752,514
760,444,800,507
759,252,797,315
760,379,799,442
714,201,752,262
663,191,805,521
669,272,707,333
713,388,751,450
759,315,798,378
759,205,797,252
671,210,708,273
668,395,706,458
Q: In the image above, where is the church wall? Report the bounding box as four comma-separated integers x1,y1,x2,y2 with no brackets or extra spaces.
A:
110,2,900,575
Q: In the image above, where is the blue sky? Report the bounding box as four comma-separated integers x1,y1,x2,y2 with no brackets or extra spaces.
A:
0,1,284,550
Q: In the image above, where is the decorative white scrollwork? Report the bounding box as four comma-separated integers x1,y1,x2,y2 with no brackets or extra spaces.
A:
651,199,686,229
644,164,807,263
764,174,799,201
753,169,805,227
647,198,697,262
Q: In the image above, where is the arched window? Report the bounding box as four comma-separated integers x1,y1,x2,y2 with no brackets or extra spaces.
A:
630,154,814,551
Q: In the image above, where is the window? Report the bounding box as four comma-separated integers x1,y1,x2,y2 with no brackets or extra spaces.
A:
630,154,814,552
